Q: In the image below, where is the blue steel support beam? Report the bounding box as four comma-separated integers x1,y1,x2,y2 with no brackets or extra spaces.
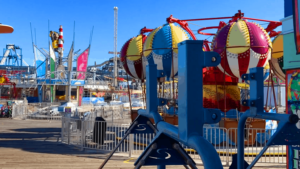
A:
177,40,221,140
139,67,223,169
237,67,300,169
146,64,163,123
138,40,223,169
145,64,165,169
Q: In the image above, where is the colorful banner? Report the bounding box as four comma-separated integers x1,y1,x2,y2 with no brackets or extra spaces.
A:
287,69,300,169
49,43,56,102
293,0,300,54
34,45,46,77
76,47,89,80
264,76,285,86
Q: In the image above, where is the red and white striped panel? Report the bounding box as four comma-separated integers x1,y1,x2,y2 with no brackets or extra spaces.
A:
218,48,271,79
126,58,144,79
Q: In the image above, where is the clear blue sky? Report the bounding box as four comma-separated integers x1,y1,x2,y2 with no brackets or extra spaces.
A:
0,0,284,66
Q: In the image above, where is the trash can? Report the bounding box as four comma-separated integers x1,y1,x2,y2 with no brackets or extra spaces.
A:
64,107,71,118
92,117,106,145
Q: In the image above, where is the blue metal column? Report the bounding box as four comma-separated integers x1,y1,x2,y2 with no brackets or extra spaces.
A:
177,40,221,139
237,67,264,169
177,40,223,169
237,67,300,169
146,64,158,114
145,64,163,123
146,64,165,169
138,40,223,169
178,40,205,139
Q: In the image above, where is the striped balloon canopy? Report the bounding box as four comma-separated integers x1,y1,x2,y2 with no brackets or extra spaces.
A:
120,34,147,80
211,20,272,80
270,35,285,81
143,23,194,79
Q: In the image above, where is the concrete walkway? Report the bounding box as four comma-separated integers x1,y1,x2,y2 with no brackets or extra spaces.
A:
0,119,287,169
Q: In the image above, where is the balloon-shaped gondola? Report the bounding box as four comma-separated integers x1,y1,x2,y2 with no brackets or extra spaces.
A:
120,34,146,80
211,20,272,80
143,23,194,79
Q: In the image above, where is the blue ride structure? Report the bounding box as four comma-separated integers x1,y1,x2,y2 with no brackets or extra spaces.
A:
100,40,300,169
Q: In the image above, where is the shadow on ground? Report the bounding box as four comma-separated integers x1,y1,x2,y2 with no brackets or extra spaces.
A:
12,128,61,133
0,127,111,157
0,126,129,163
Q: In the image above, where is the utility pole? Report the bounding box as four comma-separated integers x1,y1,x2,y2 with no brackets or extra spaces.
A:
113,6,118,87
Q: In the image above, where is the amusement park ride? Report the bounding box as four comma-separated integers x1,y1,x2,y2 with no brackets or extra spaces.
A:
100,10,294,169
0,24,18,99
1,44,28,66
0,5,296,168
101,40,300,169
121,10,283,132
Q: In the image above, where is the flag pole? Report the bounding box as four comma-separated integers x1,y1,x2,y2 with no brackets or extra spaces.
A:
67,43,74,102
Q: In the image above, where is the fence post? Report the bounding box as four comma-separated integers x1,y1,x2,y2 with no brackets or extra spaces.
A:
22,104,26,120
68,121,71,145
61,117,64,143
81,119,85,151
129,134,134,157
226,128,229,166
111,106,114,124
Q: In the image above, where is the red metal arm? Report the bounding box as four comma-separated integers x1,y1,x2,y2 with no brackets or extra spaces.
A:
181,16,233,22
181,10,281,24
167,15,197,40
203,40,211,51
243,17,282,25
198,26,219,35
265,22,282,33
194,10,281,38
269,31,282,38
140,27,154,35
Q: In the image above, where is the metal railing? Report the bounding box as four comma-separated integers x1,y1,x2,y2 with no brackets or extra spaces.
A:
12,101,129,123
12,102,62,121
61,117,285,166
6,70,113,88
226,128,286,164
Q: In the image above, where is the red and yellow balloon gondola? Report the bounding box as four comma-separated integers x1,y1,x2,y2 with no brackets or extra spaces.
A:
120,34,147,80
